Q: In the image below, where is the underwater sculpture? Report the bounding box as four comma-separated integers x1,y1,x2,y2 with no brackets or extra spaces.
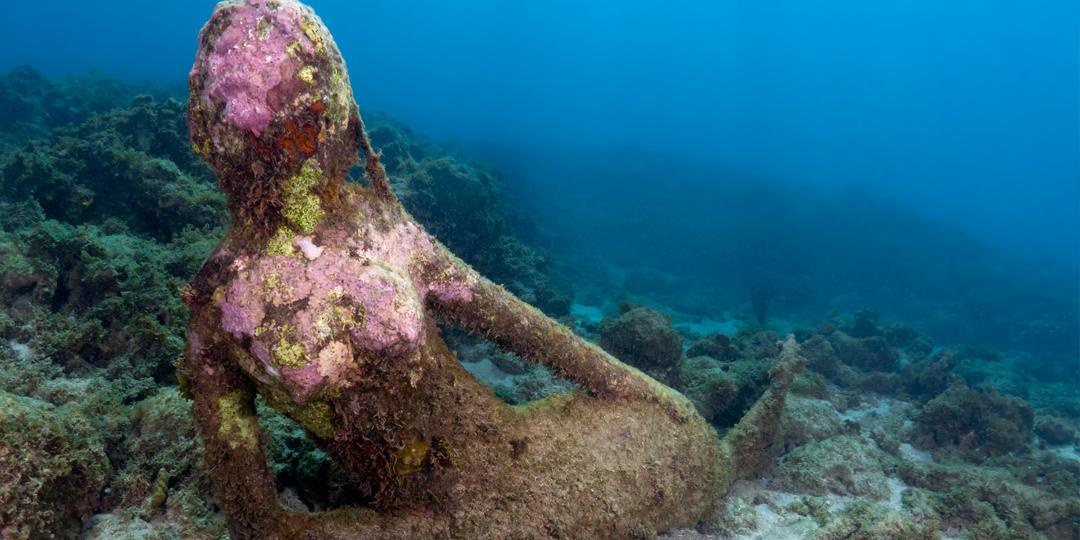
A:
181,1,802,538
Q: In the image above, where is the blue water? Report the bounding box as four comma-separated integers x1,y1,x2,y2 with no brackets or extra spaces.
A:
7,1,1077,261
5,0,1076,359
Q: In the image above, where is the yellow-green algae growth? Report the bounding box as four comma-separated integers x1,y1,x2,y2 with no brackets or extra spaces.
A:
266,225,298,256
298,65,317,85
255,383,335,439
217,390,259,450
281,158,325,234
273,331,310,368
300,16,327,55
393,437,432,475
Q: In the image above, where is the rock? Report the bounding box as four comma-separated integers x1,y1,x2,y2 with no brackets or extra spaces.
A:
686,332,735,360
830,333,898,372
901,349,960,400
781,396,846,447
676,355,772,427
772,435,891,500
698,494,758,537
812,501,937,540
789,370,830,399
913,384,1034,460
846,308,882,338
599,304,683,371
0,390,109,540
1035,415,1076,445
881,323,920,348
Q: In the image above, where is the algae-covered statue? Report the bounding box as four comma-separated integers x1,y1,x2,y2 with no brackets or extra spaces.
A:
181,1,801,538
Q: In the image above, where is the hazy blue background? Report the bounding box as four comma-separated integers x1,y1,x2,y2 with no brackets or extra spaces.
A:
5,1,1077,265
3,1,1078,360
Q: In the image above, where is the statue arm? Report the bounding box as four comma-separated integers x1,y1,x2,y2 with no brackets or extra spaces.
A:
184,322,286,538
424,246,694,415
354,148,666,405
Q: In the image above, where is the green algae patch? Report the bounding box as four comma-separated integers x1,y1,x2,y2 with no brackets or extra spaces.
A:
145,468,169,515
313,287,362,339
266,226,298,256
256,384,334,439
263,272,286,295
288,400,334,439
217,390,259,450
394,437,432,476
191,139,211,158
298,65,318,85
281,159,324,234
273,333,310,368
300,16,326,55
510,391,577,416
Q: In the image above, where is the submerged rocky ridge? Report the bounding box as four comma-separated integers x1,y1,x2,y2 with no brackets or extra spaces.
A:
0,67,1076,538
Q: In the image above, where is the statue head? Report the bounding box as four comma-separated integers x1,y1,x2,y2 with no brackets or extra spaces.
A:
188,0,362,234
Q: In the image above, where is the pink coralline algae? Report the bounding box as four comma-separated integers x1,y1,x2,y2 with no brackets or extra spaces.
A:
218,247,426,399
220,290,262,338
195,1,314,136
351,221,478,304
428,280,474,303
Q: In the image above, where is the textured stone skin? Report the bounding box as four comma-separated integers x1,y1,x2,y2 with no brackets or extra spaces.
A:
182,1,802,538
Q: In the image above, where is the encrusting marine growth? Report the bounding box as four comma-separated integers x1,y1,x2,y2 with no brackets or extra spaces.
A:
182,1,802,537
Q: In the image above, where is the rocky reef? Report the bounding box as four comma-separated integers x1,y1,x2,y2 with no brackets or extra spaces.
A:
657,310,1080,539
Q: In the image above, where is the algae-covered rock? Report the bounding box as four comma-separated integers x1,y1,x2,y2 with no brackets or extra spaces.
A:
109,388,215,517
0,220,202,381
846,308,883,339
733,328,784,360
698,494,759,537
772,435,891,499
781,396,846,447
880,323,920,349
675,354,773,427
0,66,51,131
686,332,736,360
901,349,961,400
800,333,847,381
0,66,184,152
789,370,830,399
0,95,222,237
898,454,1080,539
396,156,504,260
829,332,897,373
1034,414,1076,446
0,390,109,540
599,303,683,371
913,384,1034,460
810,501,937,540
